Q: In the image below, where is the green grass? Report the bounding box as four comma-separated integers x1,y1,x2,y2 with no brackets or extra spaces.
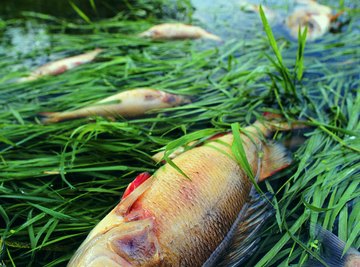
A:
0,1,359,266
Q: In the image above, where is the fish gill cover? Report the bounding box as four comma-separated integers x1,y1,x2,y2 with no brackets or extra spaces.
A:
0,0,359,266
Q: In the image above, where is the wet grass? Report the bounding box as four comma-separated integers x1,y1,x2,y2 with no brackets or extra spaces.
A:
0,1,359,266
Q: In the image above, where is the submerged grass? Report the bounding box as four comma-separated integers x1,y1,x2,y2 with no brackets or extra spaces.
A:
0,0,359,266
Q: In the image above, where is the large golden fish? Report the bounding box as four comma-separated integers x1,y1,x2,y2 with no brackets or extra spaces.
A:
68,116,296,266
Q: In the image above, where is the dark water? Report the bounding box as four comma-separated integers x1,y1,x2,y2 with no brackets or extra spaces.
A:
0,0,132,19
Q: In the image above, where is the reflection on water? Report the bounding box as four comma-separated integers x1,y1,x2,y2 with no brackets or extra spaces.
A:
0,22,53,72
3,22,50,57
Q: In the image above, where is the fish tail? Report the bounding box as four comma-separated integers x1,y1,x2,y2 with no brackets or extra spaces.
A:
204,32,222,42
250,112,308,137
259,141,292,181
305,226,360,267
39,112,63,124
138,30,152,38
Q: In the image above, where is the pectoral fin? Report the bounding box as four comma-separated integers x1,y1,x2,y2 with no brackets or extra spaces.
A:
203,191,274,267
116,174,154,216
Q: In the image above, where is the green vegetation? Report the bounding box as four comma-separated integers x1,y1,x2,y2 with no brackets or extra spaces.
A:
0,1,359,266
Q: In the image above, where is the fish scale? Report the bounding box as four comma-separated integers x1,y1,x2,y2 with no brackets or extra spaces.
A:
132,136,255,265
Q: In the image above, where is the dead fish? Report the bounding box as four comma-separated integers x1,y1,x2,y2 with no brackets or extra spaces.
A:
17,48,103,82
68,116,300,266
286,1,342,41
305,226,360,267
139,23,222,41
40,88,190,124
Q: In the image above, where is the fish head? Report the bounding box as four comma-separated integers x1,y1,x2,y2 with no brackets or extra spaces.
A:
286,10,330,41
68,217,162,267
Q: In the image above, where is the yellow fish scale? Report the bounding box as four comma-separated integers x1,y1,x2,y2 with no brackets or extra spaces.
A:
136,134,258,265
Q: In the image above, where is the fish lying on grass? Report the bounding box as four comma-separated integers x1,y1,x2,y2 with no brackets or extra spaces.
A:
305,226,360,267
139,23,222,41
17,48,103,83
40,88,190,124
68,115,302,266
286,0,343,41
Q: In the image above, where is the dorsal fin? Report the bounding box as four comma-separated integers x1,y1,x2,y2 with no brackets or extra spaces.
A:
203,191,274,267
259,141,292,182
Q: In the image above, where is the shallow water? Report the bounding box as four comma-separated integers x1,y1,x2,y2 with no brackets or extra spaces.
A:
1,0,358,70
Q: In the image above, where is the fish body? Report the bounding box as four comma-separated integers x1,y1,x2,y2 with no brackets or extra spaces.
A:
41,88,189,124
285,1,336,41
18,48,103,82
139,23,222,41
68,118,294,266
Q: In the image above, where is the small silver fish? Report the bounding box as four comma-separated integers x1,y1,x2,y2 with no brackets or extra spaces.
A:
139,23,222,41
18,48,103,82
40,88,190,124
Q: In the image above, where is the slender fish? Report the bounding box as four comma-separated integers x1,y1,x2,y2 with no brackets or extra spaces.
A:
68,116,300,266
40,88,190,124
139,23,222,41
18,48,103,82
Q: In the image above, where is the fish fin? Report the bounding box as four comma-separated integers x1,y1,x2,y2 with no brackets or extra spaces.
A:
39,112,61,124
247,113,308,138
259,142,292,181
138,30,152,38
304,226,360,267
203,192,274,267
121,172,151,200
116,175,154,216
203,32,222,42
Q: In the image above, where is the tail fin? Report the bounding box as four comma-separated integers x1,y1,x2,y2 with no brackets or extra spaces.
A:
249,112,308,138
203,32,222,42
39,112,61,124
305,226,360,267
259,142,292,181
